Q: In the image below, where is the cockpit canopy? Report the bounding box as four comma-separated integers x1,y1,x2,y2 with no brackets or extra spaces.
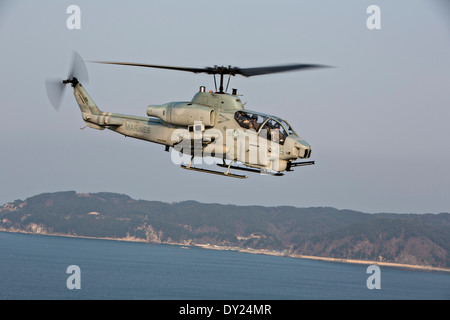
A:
234,110,296,145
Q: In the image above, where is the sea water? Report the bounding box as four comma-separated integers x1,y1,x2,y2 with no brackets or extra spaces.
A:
0,231,448,300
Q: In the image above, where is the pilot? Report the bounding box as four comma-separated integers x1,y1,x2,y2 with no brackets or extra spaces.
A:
235,112,248,128
240,113,252,129
234,111,243,123
271,123,283,143
249,115,259,131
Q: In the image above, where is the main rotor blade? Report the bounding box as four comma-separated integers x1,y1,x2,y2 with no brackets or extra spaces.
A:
91,61,332,78
233,64,331,77
90,61,210,74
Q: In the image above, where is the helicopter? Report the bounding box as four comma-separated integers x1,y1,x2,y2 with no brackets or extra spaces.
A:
46,52,330,179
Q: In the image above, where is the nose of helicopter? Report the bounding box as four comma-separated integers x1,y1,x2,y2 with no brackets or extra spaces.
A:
286,134,312,159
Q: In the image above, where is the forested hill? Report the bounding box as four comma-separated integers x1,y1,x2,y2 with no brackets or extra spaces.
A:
1,191,449,268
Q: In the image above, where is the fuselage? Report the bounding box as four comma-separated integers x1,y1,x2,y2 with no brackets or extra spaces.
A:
74,83,311,172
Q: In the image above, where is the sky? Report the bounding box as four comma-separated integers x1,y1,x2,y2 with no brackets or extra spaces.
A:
0,0,449,214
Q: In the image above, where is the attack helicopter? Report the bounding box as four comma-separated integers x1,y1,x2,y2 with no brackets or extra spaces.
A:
45,52,330,178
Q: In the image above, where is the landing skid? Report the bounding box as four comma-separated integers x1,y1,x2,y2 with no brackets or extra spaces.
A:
181,158,248,179
179,158,312,178
181,165,248,179
216,163,284,176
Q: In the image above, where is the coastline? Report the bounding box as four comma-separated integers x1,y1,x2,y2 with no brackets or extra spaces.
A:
2,229,450,273
192,243,450,274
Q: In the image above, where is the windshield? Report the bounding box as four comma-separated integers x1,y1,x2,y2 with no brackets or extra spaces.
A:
259,118,288,145
234,111,267,131
234,110,294,145
278,119,296,136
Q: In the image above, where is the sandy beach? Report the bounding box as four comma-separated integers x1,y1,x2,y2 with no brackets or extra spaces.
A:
192,243,450,273
2,229,449,273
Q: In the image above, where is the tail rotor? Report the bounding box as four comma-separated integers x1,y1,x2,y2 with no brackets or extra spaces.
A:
45,51,89,110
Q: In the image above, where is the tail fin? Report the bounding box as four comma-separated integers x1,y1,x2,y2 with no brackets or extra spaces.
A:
71,80,105,130
73,81,102,115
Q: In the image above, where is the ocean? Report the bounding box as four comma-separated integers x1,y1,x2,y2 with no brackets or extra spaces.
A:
0,231,448,300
